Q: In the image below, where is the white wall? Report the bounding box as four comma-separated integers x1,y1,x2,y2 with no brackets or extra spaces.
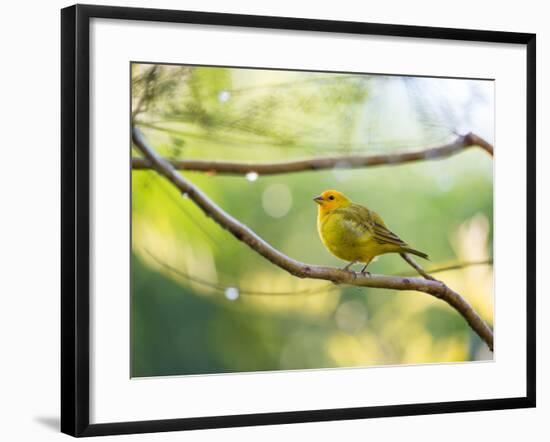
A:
0,0,546,441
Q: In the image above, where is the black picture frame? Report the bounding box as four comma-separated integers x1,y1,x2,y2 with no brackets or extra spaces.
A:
61,4,536,437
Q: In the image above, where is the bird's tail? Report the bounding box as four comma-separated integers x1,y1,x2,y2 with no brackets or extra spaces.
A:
402,247,429,260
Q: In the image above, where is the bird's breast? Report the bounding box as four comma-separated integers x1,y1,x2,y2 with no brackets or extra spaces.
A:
317,211,371,261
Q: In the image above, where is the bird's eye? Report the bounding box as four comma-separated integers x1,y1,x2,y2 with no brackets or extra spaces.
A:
329,195,335,200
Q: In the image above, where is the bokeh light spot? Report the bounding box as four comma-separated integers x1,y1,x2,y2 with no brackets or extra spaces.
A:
218,90,231,103
262,183,293,218
224,287,239,301
335,300,368,334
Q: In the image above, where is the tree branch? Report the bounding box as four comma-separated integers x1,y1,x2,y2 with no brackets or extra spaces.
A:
132,127,494,351
132,132,493,175
464,132,494,156
147,246,492,297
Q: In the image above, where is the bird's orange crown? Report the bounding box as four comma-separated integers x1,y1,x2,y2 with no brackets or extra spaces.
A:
313,190,352,214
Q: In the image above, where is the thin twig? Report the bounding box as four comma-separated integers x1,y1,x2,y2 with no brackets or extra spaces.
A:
131,66,158,120
400,253,436,280
132,132,493,175
132,127,494,351
144,249,339,296
419,259,492,276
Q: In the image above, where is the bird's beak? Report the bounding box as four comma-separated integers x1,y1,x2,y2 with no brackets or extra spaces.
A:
313,195,324,205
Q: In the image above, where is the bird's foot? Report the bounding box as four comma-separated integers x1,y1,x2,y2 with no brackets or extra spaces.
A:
358,263,371,277
342,261,357,272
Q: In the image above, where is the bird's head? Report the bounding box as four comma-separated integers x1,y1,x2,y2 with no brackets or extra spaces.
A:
313,190,351,213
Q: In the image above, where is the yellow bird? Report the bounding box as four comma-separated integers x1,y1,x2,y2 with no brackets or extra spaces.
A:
314,189,429,273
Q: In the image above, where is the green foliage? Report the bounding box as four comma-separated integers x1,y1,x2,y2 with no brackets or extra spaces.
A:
132,255,336,375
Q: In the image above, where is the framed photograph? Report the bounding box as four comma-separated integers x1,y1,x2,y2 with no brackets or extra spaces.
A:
61,4,536,437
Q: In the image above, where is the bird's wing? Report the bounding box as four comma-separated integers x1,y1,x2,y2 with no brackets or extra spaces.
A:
332,204,408,247
363,206,408,247
331,207,368,238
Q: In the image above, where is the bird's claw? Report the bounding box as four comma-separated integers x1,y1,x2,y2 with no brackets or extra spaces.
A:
342,261,357,272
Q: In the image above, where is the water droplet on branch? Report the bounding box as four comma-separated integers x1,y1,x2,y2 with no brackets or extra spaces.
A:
224,287,239,301
246,171,259,182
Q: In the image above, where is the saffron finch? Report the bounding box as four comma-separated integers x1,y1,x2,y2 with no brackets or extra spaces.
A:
314,189,429,273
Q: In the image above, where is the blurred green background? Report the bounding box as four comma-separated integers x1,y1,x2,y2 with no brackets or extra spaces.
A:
131,64,494,377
